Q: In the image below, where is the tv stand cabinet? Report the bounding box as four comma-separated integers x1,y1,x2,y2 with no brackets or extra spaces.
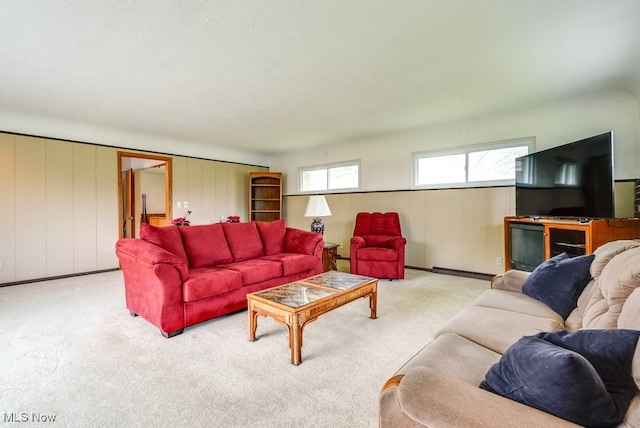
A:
504,216,640,271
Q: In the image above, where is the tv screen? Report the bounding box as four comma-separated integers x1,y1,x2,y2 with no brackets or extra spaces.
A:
515,132,614,219
509,223,545,272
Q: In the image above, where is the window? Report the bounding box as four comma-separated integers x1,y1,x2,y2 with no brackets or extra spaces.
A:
300,161,360,193
413,138,533,188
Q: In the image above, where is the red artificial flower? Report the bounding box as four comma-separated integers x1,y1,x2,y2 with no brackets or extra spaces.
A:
172,211,192,226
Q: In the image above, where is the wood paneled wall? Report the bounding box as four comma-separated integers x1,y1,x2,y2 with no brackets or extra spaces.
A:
171,157,261,226
0,134,119,283
0,132,267,284
285,187,514,276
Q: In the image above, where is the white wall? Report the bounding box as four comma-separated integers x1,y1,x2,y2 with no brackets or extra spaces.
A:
0,109,269,167
271,89,640,194
136,169,166,214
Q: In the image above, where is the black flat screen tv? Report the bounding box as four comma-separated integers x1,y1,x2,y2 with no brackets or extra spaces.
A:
515,132,614,219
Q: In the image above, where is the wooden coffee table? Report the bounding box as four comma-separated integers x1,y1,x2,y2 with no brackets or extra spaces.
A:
247,271,378,365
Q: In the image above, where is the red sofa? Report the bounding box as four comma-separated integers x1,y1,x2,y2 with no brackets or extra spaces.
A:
115,219,324,337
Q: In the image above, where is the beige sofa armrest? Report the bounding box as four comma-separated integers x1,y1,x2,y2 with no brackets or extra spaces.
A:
395,367,580,428
491,269,530,293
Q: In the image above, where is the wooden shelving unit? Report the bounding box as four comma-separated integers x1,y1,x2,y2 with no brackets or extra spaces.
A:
249,172,283,222
504,216,640,271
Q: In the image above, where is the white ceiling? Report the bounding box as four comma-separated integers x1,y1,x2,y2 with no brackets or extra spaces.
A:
2,0,640,158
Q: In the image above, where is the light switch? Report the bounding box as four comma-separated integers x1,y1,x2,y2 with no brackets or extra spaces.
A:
177,201,182,209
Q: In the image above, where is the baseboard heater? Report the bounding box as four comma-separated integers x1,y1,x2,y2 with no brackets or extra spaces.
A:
341,258,495,282
0,268,120,288
428,266,495,282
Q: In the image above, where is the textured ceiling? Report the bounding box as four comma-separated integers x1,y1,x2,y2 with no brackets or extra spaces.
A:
1,0,640,157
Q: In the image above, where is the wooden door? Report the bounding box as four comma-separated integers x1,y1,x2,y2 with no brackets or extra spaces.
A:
124,168,135,238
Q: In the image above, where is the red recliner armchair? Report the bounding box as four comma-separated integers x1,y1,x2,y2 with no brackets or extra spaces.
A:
350,212,406,279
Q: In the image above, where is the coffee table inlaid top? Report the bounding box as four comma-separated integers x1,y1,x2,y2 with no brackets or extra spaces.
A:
251,283,338,308
300,270,375,290
250,271,375,309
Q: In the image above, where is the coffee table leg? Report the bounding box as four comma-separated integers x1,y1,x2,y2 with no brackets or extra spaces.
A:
370,288,378,319
290,315,303,365
248,303,258,341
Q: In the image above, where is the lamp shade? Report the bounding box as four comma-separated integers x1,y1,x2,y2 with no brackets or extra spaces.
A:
304,195,332,218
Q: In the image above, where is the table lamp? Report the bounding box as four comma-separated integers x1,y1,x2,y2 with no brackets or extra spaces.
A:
304,195,331,235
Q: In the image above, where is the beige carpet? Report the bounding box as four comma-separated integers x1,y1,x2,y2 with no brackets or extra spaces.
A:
0,261,488,427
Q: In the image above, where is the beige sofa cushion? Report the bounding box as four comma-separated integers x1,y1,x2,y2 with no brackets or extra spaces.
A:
491,269,530,293
589,240,640,278
564,280,598,331
583,246,640,329
394,333,501,383
621,396,640,428
436,305,564,354
620,289,640,332
472,289,564,320
396,367,581,428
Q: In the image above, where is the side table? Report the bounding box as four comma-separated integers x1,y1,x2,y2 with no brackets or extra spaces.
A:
322,242,339,272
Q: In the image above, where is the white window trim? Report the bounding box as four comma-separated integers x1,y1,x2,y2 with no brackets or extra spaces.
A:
412,137,535,190
298,160,361,194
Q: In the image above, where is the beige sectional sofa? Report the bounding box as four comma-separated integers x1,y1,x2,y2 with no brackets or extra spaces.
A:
380,240,640,427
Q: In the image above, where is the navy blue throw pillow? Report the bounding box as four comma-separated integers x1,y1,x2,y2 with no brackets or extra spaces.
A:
522,252,595,319
480,329,640,427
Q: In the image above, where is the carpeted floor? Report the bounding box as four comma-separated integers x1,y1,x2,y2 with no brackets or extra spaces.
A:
0,262,488,427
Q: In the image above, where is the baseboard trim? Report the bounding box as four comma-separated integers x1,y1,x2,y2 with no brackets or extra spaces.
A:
428,266,495,281
0,268,120,288
0,265,495,287
341,258,496,282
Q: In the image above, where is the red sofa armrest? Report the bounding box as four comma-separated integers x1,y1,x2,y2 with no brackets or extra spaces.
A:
284,228,324,256
350,236,366,250
115,238,188,335
116,238,189,281
351,235,405,250
388,236,407,250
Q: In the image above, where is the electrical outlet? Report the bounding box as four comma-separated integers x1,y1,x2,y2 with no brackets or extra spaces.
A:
183,201,189,208
496,257,503,266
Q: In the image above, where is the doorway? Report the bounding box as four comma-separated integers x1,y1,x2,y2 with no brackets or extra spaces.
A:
117,151,173,239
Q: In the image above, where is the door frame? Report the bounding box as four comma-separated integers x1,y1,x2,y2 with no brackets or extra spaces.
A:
117,151,173,239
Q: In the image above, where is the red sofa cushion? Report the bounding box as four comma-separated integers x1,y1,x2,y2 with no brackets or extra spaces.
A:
179,224,233,268
285,228,321,254
183,267,243,302
361,235,395,247
255,219,286,255
219,259,282,285
356,247,399,262
140,223,188,265
260,253,320,276
353,212,402,236
222,222,265,261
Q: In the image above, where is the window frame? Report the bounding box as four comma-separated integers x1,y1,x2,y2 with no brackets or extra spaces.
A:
298,160,361,194
412,137,535,189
